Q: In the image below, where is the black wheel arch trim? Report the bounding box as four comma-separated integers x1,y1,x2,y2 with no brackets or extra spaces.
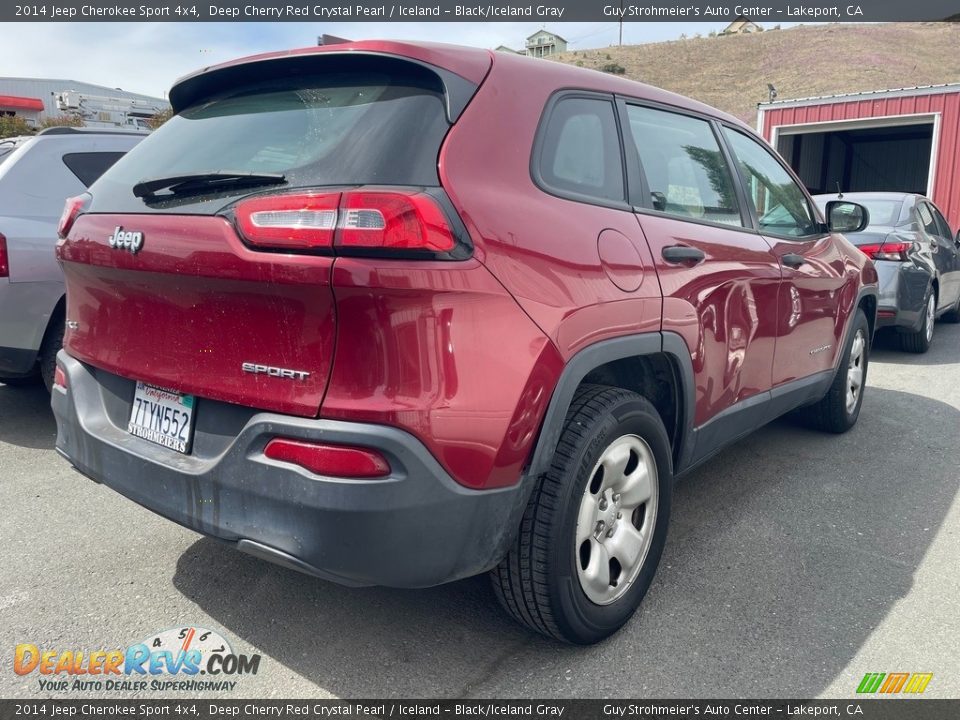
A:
525,332,696,480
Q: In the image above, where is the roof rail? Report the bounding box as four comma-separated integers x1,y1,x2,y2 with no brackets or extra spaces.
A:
37,126,149,137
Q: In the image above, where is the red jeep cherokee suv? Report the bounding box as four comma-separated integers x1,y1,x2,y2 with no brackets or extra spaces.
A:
53,41,878,644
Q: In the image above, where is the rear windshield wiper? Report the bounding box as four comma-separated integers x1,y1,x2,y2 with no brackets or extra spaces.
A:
132,171,286,199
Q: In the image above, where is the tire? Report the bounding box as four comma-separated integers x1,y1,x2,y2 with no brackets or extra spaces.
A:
900,291,935,353
39,317,64,393
491,384,672,644
799,308,870,434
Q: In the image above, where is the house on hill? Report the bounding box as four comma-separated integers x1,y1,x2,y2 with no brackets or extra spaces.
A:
525,30,567,58
722,16,763,34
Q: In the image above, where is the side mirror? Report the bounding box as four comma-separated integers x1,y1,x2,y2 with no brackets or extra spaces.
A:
826,200,869,234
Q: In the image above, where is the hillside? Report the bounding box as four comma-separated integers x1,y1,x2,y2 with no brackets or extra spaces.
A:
551,23,960,125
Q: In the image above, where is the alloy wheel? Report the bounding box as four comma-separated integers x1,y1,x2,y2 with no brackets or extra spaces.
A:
846,329,866,414
575,434,658,605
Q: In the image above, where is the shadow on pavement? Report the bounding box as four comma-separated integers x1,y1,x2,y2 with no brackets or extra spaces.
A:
870,322,959,366
0,383,56,450
173,385,959,697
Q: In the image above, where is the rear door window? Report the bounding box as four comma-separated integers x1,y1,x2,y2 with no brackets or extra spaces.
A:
917,203,939,237
535,96,625,205
927,203,953,240
626,105,742,227
62,152,126,187
89,67,450,214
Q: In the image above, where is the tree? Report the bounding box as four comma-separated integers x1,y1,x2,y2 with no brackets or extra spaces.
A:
146,108,173,130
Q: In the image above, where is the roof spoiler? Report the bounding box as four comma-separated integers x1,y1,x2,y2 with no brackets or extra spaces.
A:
168,50,482,124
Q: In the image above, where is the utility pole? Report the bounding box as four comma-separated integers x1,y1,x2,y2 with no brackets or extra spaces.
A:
619,0,624,45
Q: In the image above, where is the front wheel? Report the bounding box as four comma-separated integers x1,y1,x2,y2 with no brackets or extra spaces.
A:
492,384,672,644
798,308,870,434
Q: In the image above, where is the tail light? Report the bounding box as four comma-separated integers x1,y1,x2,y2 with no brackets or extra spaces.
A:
264,438,390,479
58,194,88,239
234,189,458,256
337,190,455,252
859,241,912,262
0,233,7,278
235,192,339,250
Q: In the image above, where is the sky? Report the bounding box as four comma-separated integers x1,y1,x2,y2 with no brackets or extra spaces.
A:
1,21,799,99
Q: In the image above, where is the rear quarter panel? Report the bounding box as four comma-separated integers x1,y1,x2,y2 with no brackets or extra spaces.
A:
439,54,663,359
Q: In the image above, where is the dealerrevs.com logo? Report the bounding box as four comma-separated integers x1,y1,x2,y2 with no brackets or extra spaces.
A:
14,627,261,693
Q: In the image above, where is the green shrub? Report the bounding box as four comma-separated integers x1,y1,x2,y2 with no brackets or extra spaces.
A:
0,115,33,138
39,114,84,129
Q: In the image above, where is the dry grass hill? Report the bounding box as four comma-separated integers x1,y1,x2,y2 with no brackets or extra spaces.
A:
550,23,960,125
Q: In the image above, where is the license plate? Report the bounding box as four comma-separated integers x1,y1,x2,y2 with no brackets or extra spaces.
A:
128,381,195,454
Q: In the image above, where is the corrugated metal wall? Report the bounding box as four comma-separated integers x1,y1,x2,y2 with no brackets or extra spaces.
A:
0,77,165,119
761,90,960,230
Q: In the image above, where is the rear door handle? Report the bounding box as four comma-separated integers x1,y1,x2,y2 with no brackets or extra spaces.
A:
662,245,705,264
782,253,805,269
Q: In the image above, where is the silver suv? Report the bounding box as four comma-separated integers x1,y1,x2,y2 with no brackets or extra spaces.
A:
0,127,144,389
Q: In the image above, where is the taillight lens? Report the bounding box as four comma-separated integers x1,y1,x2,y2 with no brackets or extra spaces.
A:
234,190,457,255
235,192,340,250
338,190,455,252
264,438,390,479
0,233,8,278
58,195,87,239
859,241,912,261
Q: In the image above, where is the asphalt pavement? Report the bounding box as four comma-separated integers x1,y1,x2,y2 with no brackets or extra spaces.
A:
1,324,958,699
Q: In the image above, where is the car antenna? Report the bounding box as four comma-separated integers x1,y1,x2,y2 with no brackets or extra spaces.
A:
835,181,843,200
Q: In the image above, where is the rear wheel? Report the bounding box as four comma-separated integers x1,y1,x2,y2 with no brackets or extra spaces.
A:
798,308,870,434
900,291,935,353
39,317,65,393
491,384,672,644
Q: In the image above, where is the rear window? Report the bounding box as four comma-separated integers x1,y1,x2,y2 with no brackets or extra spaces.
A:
89,69,449,213
62,151,126,187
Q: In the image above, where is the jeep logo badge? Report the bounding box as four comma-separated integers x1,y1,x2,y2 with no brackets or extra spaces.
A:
108,226,143,254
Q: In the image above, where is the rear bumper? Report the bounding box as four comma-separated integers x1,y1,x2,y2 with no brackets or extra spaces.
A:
874,262,930,331
52,352,529,588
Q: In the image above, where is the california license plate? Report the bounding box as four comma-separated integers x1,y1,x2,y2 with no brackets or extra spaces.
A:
128,381,195,454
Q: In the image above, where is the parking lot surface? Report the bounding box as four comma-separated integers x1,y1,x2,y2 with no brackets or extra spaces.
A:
1,325,958,699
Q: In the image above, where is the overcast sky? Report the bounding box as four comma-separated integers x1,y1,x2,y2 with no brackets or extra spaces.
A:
3,22,800,99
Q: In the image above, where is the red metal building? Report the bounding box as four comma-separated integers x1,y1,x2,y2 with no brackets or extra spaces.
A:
757,84,960,229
